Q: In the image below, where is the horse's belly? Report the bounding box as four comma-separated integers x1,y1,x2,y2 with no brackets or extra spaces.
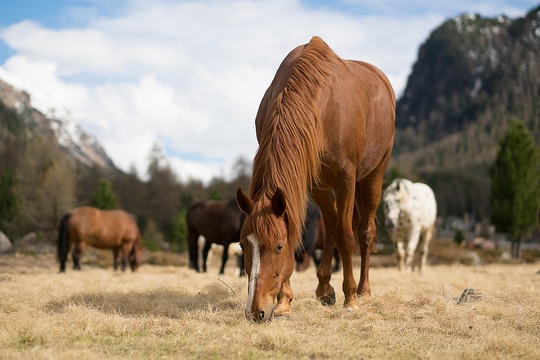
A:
86,234,120,248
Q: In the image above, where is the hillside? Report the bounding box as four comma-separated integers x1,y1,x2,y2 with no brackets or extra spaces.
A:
1,5,539,225
0,76,114,170
393,5,540,219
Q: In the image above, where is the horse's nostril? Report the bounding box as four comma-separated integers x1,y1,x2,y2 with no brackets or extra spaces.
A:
257,310,265,321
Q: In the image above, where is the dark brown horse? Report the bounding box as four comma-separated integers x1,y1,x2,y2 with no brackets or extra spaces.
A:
295,201,341,273
187,199,245,275
236,36,395,321
57,206,143,273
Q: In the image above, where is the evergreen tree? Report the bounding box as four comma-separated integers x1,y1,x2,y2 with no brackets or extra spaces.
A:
490,119,540,260
0,171,19,236
170,209,188,252
91,178,119,210
16,136,76,234
144,144,181,241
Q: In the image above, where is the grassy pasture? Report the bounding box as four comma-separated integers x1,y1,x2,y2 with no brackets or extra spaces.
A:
0,250,539,360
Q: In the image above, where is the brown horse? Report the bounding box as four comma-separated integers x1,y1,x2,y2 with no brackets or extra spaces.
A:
187,199,245,275
236,36,395,321
57,206,143,273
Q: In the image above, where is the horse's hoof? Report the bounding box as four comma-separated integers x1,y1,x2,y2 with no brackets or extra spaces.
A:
343,298,359,312
318,291,336,306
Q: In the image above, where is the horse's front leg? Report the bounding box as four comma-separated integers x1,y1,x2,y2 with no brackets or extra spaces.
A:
120,243,131,271
334,180,359,310
273,279,293,318
419,226,434,272
396,240,406,271
113,247,120,271
405,227,421,272
312,189,337,306
219,243,230,275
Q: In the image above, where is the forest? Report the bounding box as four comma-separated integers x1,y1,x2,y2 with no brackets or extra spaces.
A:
0,98,251,251
2,6,540,253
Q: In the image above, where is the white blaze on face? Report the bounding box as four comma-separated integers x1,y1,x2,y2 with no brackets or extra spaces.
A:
246,233,260,316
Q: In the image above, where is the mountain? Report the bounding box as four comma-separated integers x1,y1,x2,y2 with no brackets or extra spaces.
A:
392,5,540,218
1,5,538,221
0,76,114,170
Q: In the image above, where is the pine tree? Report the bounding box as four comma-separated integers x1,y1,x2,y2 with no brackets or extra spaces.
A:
91,178,119,210
0,171,19,236
490,119,540,260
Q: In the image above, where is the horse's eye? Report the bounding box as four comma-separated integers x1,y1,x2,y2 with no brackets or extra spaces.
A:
276,243,284,254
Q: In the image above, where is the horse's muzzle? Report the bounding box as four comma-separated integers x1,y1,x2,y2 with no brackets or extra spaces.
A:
246,306,274,322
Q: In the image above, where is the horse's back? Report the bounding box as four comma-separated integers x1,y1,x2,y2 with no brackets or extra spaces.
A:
68,206,139,248
68,206,100,234
411,183,437,227
188,200,228,243
257,37,395,184
319,58,395,177
107,209,140,243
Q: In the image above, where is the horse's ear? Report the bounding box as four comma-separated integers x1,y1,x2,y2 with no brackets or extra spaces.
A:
396,179,401,192
236,188,253,214
271,188,286,218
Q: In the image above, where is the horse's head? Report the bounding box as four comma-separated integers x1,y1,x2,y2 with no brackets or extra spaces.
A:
130,245,143,271
382,179,411,231
236,187,295,322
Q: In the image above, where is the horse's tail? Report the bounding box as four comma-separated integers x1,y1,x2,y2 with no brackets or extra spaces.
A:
57,213,72,272
186,203,203,271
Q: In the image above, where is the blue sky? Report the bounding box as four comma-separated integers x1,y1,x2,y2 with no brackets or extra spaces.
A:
0,0,538,182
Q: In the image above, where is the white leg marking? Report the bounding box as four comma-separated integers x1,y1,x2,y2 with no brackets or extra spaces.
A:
246,234,260,316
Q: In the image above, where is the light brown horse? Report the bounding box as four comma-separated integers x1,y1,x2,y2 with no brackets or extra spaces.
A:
236,36,395,321
57,206,143,273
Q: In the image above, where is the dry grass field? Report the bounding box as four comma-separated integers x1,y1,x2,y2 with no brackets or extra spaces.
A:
1,250,539,360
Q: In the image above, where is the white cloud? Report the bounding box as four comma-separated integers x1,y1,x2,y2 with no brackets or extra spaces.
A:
1,0,529,183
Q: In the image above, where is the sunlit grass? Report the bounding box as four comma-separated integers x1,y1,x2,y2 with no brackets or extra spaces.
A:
0,253,539,359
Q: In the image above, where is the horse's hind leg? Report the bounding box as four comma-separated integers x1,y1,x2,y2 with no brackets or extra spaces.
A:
396,240,406,271
72,241,84,270
188,231,201,272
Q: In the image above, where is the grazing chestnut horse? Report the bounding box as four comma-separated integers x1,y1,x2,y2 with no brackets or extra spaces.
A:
236,36,395,321
187,199,245,275
57,206,143,273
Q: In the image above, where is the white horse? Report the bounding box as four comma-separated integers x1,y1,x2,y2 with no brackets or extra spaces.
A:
382,178,437,272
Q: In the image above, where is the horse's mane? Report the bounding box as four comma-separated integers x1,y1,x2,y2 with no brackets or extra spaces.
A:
249,36,340,248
